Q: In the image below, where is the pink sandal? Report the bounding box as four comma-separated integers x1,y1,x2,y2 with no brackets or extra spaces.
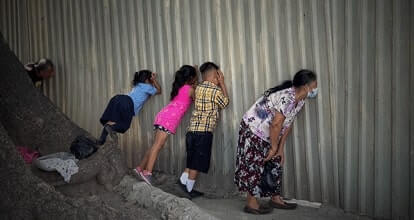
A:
134,166,142,175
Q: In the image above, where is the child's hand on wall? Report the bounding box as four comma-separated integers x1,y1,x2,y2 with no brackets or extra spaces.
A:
217,70,225,86
216,69,229,99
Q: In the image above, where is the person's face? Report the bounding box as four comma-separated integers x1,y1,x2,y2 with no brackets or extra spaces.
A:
304,80,318,99
145,72,156,83
307,80,318,91
39,66,55,79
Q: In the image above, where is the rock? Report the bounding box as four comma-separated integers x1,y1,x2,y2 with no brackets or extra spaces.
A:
115,176,218,220
0,121,128,219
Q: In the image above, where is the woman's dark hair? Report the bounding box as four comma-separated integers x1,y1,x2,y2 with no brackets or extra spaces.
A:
132,70,152,86
170,65,197,100
34,58,54,72
199,62,219,75
264,69,316,97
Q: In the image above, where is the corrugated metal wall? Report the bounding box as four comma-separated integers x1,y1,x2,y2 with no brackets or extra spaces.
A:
1,0,412,219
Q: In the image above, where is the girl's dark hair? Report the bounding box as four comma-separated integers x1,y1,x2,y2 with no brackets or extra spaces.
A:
264,69,316,97
132,70,152,86
170,65,197,100
34,58,54,72
199,62,219,75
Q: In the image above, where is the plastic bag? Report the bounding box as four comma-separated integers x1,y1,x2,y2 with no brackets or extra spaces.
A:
259,160,279,194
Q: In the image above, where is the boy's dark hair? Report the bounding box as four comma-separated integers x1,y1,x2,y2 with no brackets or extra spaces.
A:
199,62,219,75
132,70,152,86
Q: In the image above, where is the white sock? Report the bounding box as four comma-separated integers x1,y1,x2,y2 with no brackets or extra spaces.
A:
180,172,188,185
186,179,195,192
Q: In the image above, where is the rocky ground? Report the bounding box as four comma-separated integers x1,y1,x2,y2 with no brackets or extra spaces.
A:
55,174,160,220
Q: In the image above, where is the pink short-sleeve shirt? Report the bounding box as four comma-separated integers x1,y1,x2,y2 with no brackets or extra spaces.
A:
154,85,193,134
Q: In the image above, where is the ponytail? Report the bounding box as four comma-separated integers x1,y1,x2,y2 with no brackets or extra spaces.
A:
264,80,292,97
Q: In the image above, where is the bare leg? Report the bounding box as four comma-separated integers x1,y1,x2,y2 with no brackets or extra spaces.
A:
144,130,169,172
188,169,198,180
106,121,116,125
247,193,260,209
138,130,158,169
98,121,117,145
138,149,151,169
271,195,284,204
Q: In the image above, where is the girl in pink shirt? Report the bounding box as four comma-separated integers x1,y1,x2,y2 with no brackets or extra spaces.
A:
135,65,198,184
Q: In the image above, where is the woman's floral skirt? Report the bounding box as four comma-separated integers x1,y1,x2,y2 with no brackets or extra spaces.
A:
234,120,283,197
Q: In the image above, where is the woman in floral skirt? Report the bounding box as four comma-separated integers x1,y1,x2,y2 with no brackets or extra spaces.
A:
234,70,318,214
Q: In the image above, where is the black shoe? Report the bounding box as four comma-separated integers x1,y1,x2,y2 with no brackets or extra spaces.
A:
284,202,297,209
177,179,192,199
243,205,273,214
189,189,204,198
176,179,204,199
268,200,297,210
177,179,187,191
96,138,105,145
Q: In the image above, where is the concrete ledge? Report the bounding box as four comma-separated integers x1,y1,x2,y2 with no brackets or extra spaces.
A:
115,175,218,220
